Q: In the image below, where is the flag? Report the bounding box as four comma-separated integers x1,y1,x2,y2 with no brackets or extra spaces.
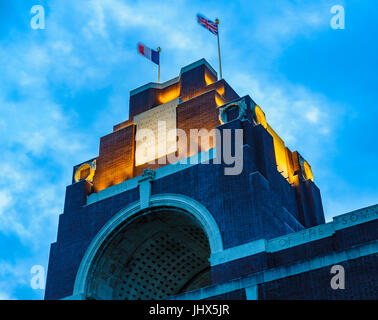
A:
196,13,218,35
137,42,159,65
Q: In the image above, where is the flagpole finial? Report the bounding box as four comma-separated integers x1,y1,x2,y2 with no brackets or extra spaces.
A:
157,47,161,52
215,18,219,24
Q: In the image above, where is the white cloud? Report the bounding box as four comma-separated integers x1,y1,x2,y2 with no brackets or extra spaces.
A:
251,1,329,53
0,260,44,300
0,32,94,248
305,108,320,123
228,71,337,149
0,191,12,216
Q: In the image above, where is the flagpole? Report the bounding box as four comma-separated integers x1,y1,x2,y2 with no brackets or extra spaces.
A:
215,18,222,80
157,47,161,83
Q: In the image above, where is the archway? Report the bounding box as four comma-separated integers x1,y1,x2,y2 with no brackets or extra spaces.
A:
73,194,223,300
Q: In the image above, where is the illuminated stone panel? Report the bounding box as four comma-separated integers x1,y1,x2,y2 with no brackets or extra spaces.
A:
134,99,178,166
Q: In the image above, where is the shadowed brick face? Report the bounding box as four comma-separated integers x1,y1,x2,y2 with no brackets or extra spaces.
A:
258,254,377,300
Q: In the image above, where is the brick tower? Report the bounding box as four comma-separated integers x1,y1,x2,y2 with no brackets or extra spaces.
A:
45,59,377,300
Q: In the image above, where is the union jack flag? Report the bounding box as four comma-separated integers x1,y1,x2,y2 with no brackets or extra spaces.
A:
196,14,218,35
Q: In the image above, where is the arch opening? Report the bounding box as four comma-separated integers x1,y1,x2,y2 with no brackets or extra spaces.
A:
84,207,212,300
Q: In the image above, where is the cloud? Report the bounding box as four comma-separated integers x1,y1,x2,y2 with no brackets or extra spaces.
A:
68,0,215,59
251,1,329,53
0,191,12,215
228,71,338,149
0,260,42,300
0,0,362,300
305,108,320,123
0,4,98,249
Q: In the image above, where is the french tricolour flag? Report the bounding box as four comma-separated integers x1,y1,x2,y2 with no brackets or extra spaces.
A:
137,42,159,65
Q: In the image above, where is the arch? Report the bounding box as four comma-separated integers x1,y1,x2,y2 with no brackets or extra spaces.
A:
73,193,223,298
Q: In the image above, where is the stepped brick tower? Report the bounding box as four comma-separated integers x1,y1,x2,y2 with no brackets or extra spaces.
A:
45,59,377,300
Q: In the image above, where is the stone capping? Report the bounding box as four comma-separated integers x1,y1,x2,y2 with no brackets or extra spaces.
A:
267,223,335,253
210,204,377,266
130,76,180,96
129,58,217,97
168,240,377,300
210,239,267,266
73,193,224,299
180,58,217,77
86,148,217,205
332,204,377,230
268,204,377,252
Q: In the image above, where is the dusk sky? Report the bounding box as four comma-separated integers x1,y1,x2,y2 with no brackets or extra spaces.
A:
0,0,377,299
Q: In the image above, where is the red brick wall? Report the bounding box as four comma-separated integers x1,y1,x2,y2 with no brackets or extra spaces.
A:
177,90,221,156
93,124,135,192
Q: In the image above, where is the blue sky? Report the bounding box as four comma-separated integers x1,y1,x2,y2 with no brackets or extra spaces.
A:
0,0,377,300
